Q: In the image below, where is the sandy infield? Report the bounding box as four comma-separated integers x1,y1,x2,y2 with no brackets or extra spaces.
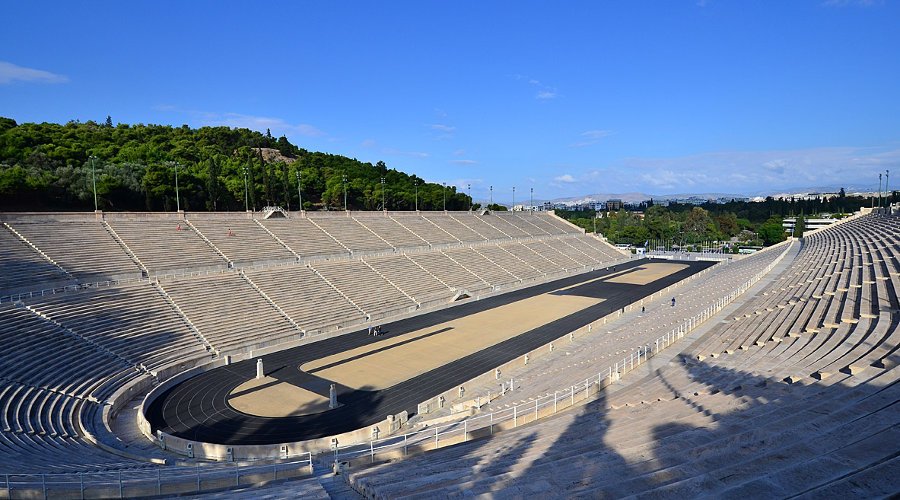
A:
604,263,689,285
227,376,331,417
226,262,687,417
299,293,602,392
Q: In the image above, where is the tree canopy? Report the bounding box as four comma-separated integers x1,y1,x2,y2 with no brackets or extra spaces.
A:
0,117,471,212
557,204,791,248
554,187,891,249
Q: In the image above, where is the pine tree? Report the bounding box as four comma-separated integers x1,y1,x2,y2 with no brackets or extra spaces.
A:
794,214,806,238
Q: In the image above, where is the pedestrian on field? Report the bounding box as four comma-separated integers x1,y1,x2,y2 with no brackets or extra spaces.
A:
671,297,676,307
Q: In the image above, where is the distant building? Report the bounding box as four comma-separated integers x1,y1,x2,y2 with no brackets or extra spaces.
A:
607,199,623,211
783,217,838,234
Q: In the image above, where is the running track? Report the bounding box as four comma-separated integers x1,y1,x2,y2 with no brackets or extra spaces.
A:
146,258,715,445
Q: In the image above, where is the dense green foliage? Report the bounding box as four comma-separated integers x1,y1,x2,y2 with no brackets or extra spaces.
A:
558,206,755,247
0,117,472,212
555,188,893,248
558,205,791,247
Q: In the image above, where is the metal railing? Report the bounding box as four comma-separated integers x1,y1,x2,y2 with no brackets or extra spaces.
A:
1,454,312,499
0,277,147,304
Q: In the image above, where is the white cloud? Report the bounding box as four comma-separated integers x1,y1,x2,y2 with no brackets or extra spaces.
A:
382,148,429,159
428,124,455,133
512,74,559,100
450,159,478,165
427,123,456,140
201,112,325,137
570,129,612,147
448,178,481,188
453,149,467,156
0,61,68,84
535,145,900,199
360,139,377,148
615,146,900,194
582,130,612,139
821,0,882,6
550,173,580,188
160,106,325,138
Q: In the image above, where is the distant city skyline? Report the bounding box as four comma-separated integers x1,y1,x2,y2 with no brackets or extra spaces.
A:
1,1,898,200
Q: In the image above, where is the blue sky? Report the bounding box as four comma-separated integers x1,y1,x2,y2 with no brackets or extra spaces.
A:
1,1,898,202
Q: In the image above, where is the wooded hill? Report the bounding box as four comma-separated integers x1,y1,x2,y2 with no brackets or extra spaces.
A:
0,116,472,212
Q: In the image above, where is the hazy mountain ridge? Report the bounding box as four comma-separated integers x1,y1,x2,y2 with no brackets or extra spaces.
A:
547,183,885,206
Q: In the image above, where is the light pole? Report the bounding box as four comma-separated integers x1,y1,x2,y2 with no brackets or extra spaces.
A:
886,170,891,206
414,180,419,211
512,187,516,210
443,182,447,211
242,165,249,212
381,177,386,211
879,173,883,208
490,185,493,207
530,187,534,213
467,184,471,211
174,161,181,212
342,174,348,211
296,169,302,212
89,155,98,211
